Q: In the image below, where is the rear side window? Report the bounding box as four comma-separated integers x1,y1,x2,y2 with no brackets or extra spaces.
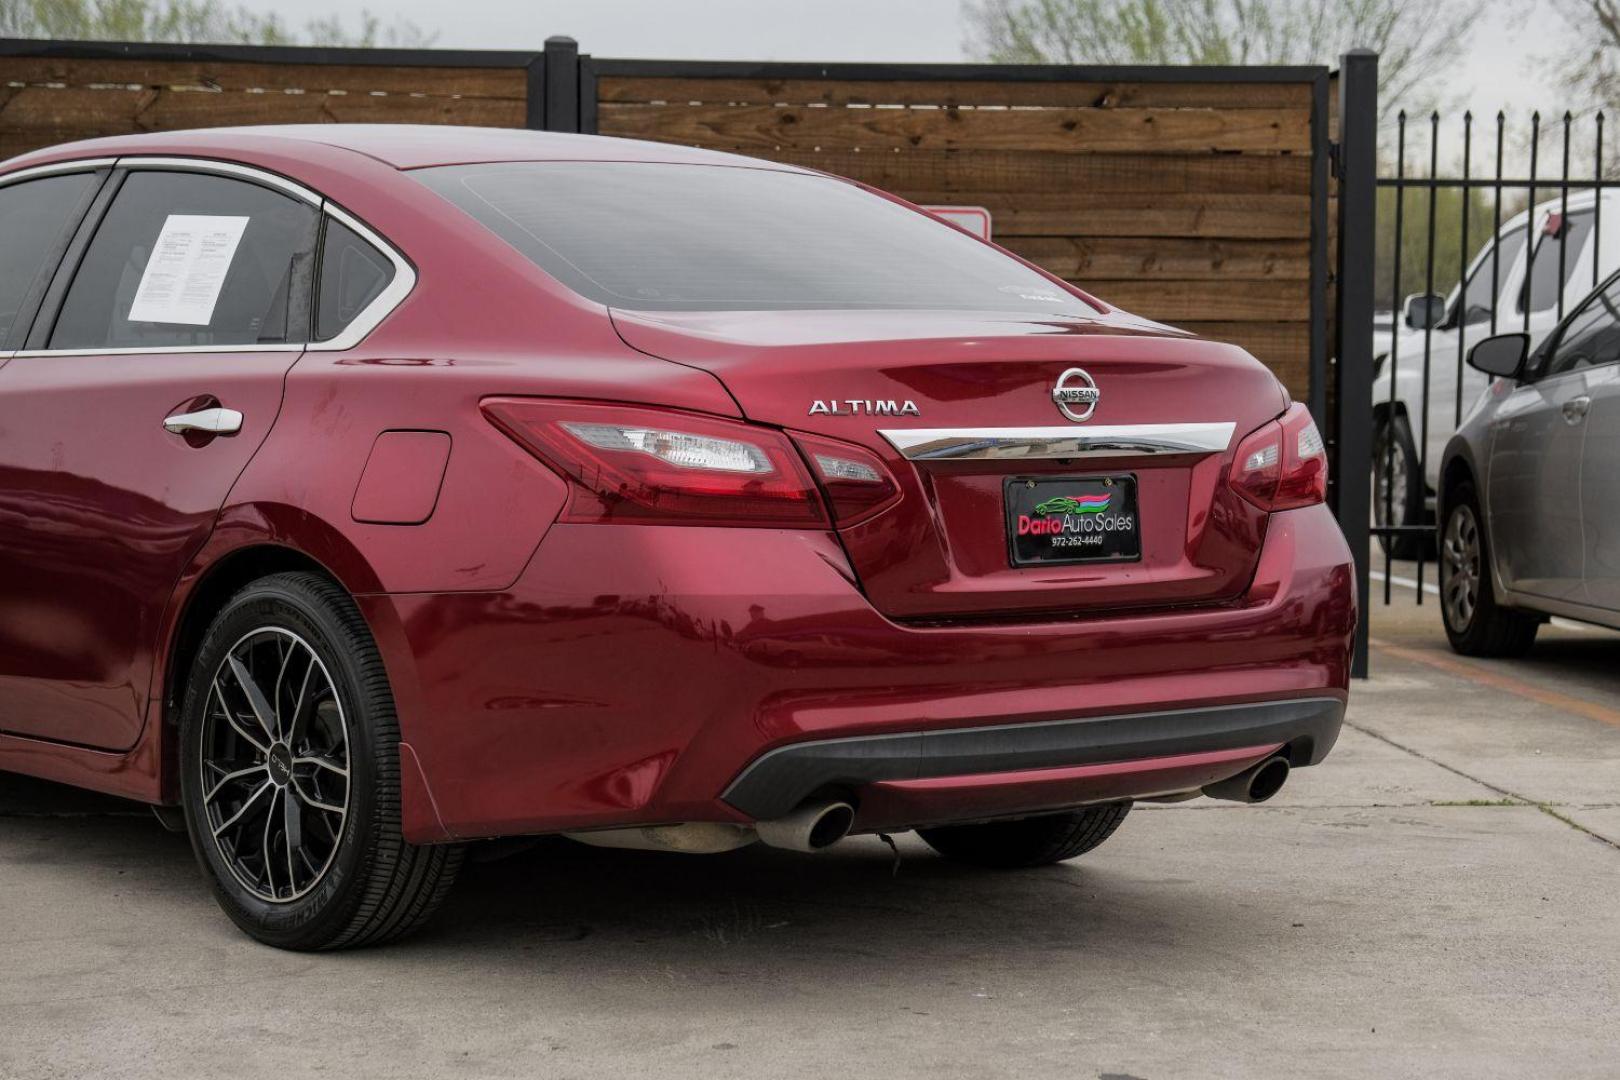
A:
1541,277,1620,379
416,161,1096,315
1520,210,1594,315
50,170,318,350
0,172,97,347
315,218,396,342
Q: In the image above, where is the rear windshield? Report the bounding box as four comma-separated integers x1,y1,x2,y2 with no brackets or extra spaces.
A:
415,161,1095,315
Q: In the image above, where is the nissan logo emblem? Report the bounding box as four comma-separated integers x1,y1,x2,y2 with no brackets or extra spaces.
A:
1051,367,1100,422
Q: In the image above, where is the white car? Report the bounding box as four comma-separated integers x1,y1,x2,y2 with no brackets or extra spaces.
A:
1371,189,1620,553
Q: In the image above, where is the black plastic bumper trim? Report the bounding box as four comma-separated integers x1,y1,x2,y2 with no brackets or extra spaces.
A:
721,696,1344,820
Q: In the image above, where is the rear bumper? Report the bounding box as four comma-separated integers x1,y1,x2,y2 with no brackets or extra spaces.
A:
723,696,1342,821
363,502,1356,842
851,744,1285,831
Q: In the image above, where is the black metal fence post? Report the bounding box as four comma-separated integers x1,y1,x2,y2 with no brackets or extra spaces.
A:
1334,49,1378,677
524,53,546,130
543,35,581,133
1308,71,1331,427
579,52,599,135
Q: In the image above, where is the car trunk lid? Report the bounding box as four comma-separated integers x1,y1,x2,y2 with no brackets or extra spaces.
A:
611,308,1288,620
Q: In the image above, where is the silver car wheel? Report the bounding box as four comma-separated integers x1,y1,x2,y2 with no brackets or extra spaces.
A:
199,627,351,904
1373,425,1410,530
1442,504,1482,631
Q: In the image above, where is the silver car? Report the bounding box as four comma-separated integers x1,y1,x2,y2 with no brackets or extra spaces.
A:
1438,273,1620,654
1376,189,1620,556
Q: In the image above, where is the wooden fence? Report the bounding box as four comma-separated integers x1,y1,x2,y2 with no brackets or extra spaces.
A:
0,40,542,161
1,39,1329,402
588,61,1327,399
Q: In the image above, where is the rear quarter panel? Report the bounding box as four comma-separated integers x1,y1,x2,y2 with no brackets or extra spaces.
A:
216,152,742,597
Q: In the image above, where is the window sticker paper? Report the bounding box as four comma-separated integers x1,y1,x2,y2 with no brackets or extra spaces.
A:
127,215,249,326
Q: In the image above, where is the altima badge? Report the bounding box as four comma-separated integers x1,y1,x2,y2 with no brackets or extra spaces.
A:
1052,368,1100,422
809,399,920,417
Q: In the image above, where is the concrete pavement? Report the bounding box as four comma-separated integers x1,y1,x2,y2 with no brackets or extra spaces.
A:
2,588,1618,1079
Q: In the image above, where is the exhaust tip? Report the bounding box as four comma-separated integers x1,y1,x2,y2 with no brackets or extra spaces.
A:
1201,755,1291,804
1246,756,1290,803
756,800,856,852
806,803,856,849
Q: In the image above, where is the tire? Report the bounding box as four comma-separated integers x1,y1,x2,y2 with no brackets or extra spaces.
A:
179,571,463,950
1372,413,1429,559
918,803,1131,869
1440,482,1539,657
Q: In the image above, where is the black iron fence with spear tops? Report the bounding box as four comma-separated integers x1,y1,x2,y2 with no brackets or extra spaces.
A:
1372,106,1617,608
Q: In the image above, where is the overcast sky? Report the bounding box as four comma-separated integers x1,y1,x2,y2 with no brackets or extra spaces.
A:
258,0,1575,165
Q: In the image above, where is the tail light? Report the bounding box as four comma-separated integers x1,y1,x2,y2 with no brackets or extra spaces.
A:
789,432,903,526
483,399,829,528
1229,403,1327,511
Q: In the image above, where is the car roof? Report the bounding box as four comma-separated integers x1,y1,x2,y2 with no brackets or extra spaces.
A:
3,125,814,174
1492,186,1620,230
1531,187,1617,214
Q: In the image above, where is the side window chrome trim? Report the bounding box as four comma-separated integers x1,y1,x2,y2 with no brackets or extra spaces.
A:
112,156,322,206
13,344,304,358
6,156,415,357
307,204,416,353
0,158,118,188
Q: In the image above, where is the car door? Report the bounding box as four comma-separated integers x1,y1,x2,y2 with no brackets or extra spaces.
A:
1399,224,1531,496
1419,212,1588,475
1577,303,1620,613
0,163,319,751
1486,275,1620,602
1428,226,1530,439
1452,226,1528,403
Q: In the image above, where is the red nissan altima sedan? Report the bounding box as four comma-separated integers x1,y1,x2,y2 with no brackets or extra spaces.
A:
0,125,1355,950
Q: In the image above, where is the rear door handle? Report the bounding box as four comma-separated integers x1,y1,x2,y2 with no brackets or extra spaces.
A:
163,407,243,436
1562,396,1591,424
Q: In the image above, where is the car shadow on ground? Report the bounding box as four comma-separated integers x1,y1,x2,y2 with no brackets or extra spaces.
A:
2,770,1268,972
1510,633,1620,679
413,826,1272,974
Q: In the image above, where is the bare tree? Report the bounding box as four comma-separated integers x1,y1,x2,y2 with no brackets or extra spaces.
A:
0,0,434,47
1555,0,1620,112
963,0,1483,118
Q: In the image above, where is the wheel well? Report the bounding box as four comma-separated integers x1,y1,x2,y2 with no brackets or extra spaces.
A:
1371,400,1409,429
163,545,337,723
1441,456,1475,504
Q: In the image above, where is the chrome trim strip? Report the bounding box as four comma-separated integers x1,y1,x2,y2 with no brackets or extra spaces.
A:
306,203,417,352
878,422,1236,461
115,156,322,205
12,344,303,358
6,157,415,357
0,158,118,187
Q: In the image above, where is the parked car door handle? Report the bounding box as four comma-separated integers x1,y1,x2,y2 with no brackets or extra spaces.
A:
1561,396,1592,424
163,407,243,436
